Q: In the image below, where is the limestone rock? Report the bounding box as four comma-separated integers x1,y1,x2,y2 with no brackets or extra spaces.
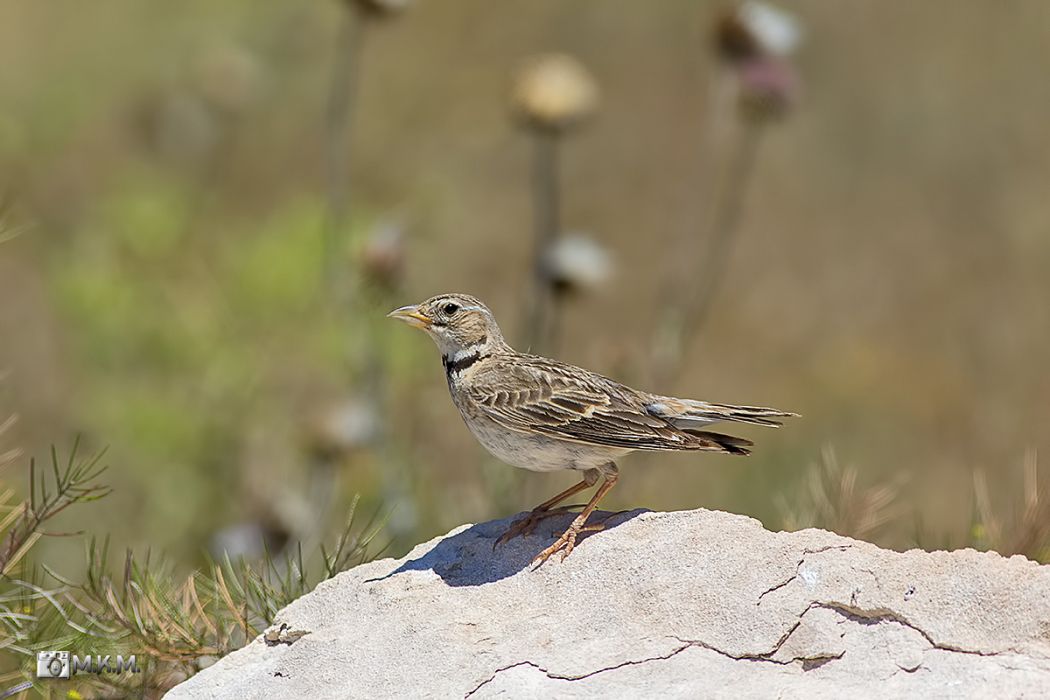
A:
167,509,1050,699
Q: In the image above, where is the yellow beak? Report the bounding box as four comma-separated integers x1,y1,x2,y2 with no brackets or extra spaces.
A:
387,304,432,329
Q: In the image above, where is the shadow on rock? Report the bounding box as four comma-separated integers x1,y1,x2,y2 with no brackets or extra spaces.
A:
369,509,649,587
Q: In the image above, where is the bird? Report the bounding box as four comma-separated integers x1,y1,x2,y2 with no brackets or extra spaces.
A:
388,293,797,565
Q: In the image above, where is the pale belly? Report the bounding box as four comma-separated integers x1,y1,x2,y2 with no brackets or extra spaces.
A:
462,413,628,473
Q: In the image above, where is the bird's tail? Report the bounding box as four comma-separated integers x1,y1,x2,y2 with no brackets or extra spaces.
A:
681,430,754,456
646,397,799,428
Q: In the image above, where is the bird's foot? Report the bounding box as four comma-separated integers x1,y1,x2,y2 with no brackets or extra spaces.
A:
531,516,606,567
493,504,581,551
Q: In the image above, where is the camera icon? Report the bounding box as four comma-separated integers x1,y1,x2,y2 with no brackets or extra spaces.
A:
36,651,71,679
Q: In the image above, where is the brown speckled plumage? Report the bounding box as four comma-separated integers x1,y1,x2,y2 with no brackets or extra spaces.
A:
389,293,797,565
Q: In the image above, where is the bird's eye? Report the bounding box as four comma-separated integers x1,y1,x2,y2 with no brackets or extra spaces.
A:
443,302,460,315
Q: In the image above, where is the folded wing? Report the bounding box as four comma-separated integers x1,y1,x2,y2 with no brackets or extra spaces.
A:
464,356,757,455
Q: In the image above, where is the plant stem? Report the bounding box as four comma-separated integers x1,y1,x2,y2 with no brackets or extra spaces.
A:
523,129,561,352
653,118,764,385
684,120,763,341
323,6,367,291
650,67,734,385
663,69,736,296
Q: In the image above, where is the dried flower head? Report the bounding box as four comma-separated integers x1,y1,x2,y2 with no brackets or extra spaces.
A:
210,519,292,560
359,220,406,292
715,1,802,63
350,0,413,18
512,54,599,132
542,234,613,296
737,56,800,120
304,398,380,462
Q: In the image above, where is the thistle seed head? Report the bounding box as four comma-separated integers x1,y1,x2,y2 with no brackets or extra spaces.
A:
512,53,599,132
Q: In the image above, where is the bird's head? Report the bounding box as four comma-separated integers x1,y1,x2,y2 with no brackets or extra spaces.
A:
387,293,507,358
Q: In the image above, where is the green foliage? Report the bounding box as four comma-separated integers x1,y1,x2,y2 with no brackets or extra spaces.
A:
44,182,382,558
226,200,327,317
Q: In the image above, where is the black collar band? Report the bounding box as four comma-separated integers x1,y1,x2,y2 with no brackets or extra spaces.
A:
443,349,486,377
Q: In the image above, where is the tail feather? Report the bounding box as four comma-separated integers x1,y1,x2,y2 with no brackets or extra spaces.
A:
682,429,753,456
646,398,799,428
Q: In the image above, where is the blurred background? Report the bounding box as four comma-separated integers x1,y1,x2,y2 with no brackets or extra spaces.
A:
2,0,1049,580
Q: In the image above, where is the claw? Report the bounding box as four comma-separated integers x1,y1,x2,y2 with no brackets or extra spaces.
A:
531,517,607,567
499,468,620,566
493,505,581,551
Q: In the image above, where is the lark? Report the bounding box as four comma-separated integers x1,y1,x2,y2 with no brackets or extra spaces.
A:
389,293,797,565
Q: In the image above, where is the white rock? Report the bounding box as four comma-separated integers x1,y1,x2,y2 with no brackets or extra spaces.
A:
167,509,1050,699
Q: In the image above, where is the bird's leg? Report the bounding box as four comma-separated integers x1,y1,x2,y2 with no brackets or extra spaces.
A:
533,464,619,566
494,470,599,549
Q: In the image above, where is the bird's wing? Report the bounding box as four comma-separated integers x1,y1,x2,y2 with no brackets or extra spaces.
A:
464,355,748,453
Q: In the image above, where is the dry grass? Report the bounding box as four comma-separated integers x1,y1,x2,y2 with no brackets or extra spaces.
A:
0,413,19,475
972,450,1049,562
0,487,385,697
778,445,906,542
